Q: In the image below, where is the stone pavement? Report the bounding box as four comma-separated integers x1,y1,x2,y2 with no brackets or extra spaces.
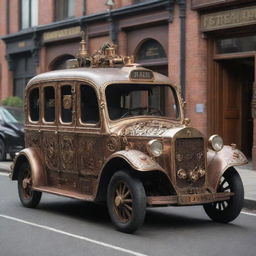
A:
0,160,255,209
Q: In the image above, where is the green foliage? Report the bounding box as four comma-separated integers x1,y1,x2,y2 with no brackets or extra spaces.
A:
1,96,23,107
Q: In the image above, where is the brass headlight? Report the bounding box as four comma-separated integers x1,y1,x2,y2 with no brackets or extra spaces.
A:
209,135,224,152
147,139,163,157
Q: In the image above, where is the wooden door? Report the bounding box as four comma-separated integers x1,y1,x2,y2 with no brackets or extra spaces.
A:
217,59,253,155
221,62,242,149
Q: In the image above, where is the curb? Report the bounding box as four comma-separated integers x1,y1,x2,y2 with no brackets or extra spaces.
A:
244,199,256,210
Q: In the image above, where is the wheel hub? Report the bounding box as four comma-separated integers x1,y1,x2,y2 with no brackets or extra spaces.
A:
115,196,123,207
22,178,31,189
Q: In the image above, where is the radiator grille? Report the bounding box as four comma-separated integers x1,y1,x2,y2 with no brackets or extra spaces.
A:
175,138,205,188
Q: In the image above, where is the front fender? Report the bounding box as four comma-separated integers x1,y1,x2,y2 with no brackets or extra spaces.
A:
207,145,248,190
106,149,165,173
11,147,47,187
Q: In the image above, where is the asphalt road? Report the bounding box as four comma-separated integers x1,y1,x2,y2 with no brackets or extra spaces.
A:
1,172,256,256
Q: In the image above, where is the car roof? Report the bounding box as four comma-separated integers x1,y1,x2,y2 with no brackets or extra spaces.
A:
26,66,173,90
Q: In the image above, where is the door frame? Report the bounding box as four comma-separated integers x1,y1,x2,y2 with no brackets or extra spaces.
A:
207,38,256,156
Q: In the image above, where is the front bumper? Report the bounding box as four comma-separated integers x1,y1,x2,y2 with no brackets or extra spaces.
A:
147,192,234,206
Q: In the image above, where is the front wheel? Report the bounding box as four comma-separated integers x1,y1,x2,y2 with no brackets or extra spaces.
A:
107,170,146,233
203,167,244,223
18,162,42,208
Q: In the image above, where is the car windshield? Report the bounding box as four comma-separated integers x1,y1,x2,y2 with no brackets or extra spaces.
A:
0,107,24,123
106,84,180,120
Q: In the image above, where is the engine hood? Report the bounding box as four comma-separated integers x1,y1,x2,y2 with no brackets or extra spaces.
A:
110,119,203,139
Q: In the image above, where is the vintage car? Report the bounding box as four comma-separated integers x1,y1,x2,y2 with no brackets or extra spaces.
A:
10,36,248,233
0,106,24,161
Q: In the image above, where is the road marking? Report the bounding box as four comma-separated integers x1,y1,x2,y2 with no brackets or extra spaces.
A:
0,214,148,256
241,211,256,217
0,172,9,177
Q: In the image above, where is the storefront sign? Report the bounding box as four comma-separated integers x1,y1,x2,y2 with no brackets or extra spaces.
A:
201,6,256,31
43,26,81,42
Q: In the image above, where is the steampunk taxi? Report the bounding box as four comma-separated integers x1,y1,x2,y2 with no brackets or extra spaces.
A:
10,35,248,233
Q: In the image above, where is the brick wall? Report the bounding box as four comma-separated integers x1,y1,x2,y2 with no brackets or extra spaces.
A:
38,0,54,25
185,1,208,135
168,4,180,86
0,0,12,99
9,0,19,34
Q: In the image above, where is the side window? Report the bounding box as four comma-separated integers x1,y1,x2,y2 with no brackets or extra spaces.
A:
61,85,72,123
80,84,99,124
44,86,55,122
29,87,39,122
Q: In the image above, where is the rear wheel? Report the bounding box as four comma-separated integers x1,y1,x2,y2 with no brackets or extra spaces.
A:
18,162,42,208
203,167,244,223
0,138,6,161
107,170,146,233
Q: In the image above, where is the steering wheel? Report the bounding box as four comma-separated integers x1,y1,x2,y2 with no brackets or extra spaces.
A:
120,107,163,118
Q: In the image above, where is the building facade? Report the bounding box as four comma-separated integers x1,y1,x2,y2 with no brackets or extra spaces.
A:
0,0,256,167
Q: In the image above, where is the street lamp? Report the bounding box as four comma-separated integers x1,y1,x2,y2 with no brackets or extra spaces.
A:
105,0,117,44
105,0,115,11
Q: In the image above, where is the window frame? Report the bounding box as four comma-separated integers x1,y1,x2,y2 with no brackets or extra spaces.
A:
78,83,101,127
42,85,56,124
55,0,75,21
58,82,75,126
28,86,40,124
20,0,38,30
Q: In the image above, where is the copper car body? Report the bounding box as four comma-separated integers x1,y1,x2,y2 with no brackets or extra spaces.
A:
10,40,248,232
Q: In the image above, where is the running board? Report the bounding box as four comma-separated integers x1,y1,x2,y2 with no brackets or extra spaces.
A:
33,186,94,201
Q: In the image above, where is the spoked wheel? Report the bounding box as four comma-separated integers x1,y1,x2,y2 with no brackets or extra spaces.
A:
0,138,6,161
203,167,244,223
107,170,146,233
18,162,42,208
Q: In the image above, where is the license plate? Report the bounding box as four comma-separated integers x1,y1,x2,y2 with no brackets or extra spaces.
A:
178,194,214,205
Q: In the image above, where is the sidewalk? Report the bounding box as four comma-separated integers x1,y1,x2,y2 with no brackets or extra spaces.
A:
0,160,255,209
237,162,256,210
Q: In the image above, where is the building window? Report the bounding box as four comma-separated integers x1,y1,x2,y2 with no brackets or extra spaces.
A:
136,39,166,62
55,0,75,21
50,54,75,70
21,0,38,29
216,35,256,54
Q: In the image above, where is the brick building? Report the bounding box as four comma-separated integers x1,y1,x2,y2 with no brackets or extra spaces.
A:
1,0,256,166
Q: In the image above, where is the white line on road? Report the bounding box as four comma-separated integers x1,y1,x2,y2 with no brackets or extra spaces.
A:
241,211,256,217
0,214,148,256
0,172,9,176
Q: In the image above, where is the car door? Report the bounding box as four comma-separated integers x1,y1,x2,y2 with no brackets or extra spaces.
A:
76,82,103,196
57,82,77,191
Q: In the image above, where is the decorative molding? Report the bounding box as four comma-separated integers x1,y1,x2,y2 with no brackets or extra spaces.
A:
166,1,175,23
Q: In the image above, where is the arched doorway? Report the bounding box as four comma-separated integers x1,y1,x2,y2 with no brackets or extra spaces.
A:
49,54,75,70
135,39,168,76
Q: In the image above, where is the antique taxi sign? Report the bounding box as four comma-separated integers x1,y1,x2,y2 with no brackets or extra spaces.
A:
129,69,154,81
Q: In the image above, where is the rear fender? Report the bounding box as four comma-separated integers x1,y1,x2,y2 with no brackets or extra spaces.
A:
11,148,47,187
207,145,248,190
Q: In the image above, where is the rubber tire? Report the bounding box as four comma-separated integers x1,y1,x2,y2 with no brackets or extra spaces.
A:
0,138,6,161
18,162,42,208
107,170,146,233
203,168,244,223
